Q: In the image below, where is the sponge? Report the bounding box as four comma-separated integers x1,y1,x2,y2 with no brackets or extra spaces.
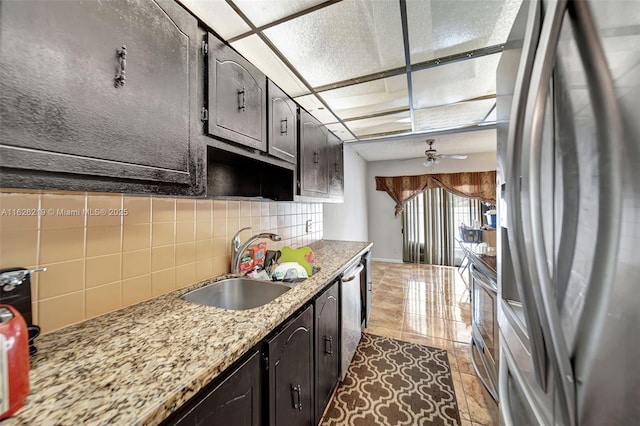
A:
279,246,315,276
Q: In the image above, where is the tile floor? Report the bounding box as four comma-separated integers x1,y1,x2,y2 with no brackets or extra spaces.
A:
363,261,496,426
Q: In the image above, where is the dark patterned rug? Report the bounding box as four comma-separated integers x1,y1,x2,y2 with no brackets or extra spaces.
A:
321,333,461,426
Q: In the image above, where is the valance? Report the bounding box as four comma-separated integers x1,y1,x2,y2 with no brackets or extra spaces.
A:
375,171,496,215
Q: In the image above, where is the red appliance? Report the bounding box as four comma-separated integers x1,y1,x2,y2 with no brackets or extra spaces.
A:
0,305,29,419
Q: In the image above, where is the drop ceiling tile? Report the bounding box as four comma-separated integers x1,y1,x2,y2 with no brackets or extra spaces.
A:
178,0,251,40
234,0,327,27
344,111,411,138
319,75,409,120
407,0,522,63
294,94,339,124
412,53,500,109
231,35,310,97
414,98,495,132
264,0,405,87
326,123,356,141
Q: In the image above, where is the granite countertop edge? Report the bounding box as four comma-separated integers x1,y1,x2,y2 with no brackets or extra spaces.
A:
8,240,372,426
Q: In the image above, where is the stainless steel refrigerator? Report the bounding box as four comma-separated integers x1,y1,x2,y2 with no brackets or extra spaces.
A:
496,0,640,424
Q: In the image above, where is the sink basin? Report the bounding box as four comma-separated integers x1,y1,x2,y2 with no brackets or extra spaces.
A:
180,278,291,310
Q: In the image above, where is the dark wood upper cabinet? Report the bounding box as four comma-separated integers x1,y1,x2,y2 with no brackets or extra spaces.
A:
298,110,329,197
206,34,266,152
164,350,262,426
0,0,198,192
327,132,344,198
267,80,297,164
266,305,314,426
314,281,340,424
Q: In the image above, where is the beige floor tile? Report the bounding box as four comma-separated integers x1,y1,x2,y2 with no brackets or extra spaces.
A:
367,313,402,331
460,372,494,425
362,325,403,340
448,319,473,344
371,297,404,313
451,370,471,422
399,332,453,352
403,314,451,340
454,342,475,376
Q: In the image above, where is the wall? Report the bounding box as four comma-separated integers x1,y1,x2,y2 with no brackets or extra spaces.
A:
323,144,368,242
0,191,323,333
367,151,497,262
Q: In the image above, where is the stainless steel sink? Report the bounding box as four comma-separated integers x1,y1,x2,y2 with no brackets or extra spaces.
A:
180,278,291,310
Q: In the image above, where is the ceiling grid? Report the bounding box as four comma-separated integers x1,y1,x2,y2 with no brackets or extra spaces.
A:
183,0,523,159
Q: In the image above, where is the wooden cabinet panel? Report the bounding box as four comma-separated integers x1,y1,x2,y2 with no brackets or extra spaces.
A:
207,34,266,151
0,0,196,188
267,80,296,164
314,281,340,424
327,132,344,198
266,305,314,426
168,350,262,426
298,110,329,197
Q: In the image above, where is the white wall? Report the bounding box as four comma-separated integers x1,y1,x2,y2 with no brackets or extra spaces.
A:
323,144,369,241
367,152,497,262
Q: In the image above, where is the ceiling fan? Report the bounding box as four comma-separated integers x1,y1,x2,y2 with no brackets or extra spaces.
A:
422,139,468,168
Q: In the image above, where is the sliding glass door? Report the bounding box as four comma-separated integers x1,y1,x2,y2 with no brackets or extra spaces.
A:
403,188,482,265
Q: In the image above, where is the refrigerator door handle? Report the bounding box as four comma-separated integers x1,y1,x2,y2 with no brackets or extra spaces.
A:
521,0,577,424
567,0,624,386
504,0,548,391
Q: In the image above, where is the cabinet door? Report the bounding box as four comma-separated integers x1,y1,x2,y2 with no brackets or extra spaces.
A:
207,34,266,151
169,350,262,426
314,281,340,424
298,110,329,197
267,80,296,163
327,132,344,198
267,305,314,426
0,0,195,187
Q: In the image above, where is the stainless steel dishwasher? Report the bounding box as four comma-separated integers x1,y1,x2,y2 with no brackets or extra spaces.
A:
340,259,364,381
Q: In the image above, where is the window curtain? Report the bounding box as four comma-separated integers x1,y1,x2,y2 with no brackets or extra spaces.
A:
375,170,496,216
403,188,454,265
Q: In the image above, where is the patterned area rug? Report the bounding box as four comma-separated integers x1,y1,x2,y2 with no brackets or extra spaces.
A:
321,333,461,426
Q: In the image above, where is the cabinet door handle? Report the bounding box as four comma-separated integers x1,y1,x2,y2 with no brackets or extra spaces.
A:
280,117,288,135
291,384,302,411
238,87,246,111
324,335,333,355
114,45,127,87
313,151,320,164
334,162,340,173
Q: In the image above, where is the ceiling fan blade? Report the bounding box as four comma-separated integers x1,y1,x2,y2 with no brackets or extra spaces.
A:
439,154,468,160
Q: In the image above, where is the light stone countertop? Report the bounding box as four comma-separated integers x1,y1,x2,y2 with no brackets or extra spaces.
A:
6,240,372,426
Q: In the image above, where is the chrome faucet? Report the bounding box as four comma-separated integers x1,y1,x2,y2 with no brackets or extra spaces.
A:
231,227,282,274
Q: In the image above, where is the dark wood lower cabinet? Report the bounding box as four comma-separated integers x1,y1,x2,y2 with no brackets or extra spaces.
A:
314,281,340,424
166,350,262,426
266,305,314,426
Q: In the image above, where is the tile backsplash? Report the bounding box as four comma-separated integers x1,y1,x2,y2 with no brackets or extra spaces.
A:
0,192,323,333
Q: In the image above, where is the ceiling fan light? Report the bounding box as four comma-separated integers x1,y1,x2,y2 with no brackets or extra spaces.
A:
423,158,439,168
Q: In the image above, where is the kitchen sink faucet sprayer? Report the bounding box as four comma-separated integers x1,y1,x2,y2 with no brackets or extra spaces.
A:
231,227,281,274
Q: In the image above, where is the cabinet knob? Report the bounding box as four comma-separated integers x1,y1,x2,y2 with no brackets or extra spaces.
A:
114,45,127,87
238,88,246,111
324,335,333,355
291,384,302,411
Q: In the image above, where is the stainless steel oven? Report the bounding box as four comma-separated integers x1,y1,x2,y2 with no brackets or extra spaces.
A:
470,264,499,401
